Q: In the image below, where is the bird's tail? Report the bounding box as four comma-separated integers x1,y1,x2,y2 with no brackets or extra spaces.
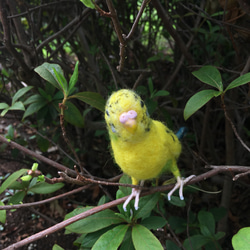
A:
175,127,188,140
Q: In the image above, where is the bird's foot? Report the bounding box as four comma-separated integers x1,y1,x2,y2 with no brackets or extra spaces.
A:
168,175,195,201
123,188,141,212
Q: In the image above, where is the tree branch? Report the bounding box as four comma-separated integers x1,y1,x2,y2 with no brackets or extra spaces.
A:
3,166,250,249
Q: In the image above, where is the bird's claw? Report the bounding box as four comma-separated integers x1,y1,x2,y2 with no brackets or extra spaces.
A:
123,188,141,212
168,175,195,201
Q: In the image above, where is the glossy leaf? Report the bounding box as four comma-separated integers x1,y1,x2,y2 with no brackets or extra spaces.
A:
0,201,6,224
29,182,64,194
23,94,44,105
225,72,250,91
71,92,105,112
141,216,167,230
198,211,215,236
9,190,26,205
92,225,129,250
23,98,47,119
65,207,124,234
9,101,25,111
12,86,33,104
0,103,9,110
52,68,68,94
232,227,250,250
192,66,223,91
132,224,163,250
64,101,84,128
68,61,79,93
134,193,160,219
35,63,65,90
165,240,181,250
0,169,28,195
80,0,95,9
52,244,64,250
184,89,221,120
183,235,210,250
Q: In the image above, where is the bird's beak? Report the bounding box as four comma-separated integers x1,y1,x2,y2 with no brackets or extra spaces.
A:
120,110,137,133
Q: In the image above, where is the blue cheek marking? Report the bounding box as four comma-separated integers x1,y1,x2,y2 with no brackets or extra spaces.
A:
111,125,116,133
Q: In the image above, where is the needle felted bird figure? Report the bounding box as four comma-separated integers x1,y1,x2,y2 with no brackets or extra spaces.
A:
105,89,194,211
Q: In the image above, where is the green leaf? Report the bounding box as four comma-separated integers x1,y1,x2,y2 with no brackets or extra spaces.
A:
79,226,116,247
184,89,221,120
183,235,210,250
132,224,163,250
23,99,47,119
232,227,250,250
9,190,26,205
37,134,50,152
52,68,68,94
65,208,124,234
192,66,223,91
168,195,186,207
71,92,105,112
0,201,6,224
52,244,64,250
0,169,28,195
198,211,215,236
28,182,64,194
153,90,170,97
80,0,95,9
134,193,160,219
165,240,181,250
9,101,25,111
168,216,187,234
68,61,79,94
225,72,250,91
34,63,64,90
23,94,44,105
92,225,129,250
1,108,10,116
12,86,33,104
214,231,225,240
38,87,52,101
64,101,84,128
120,227,135,250
141,216,167,230
0,103,10,110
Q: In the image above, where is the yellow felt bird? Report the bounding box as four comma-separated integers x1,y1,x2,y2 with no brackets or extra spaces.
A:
105,89,194,211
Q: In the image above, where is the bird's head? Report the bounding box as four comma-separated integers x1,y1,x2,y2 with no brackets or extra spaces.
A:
105,89,151,141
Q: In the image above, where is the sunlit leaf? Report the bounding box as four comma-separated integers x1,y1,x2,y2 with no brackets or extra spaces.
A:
192,66,223,91
184,89,221,120
225,73,250,91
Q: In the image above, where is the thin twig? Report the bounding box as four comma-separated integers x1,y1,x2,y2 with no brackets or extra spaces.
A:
4,167,248,250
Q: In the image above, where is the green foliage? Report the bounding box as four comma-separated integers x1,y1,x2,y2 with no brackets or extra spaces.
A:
184,66,250,120
62,174,226,249
136,78,169,115
52,244,64,250
0,86,33,116
64,175,167,249
0,164,64,209
80,0,95,9
232,227,250,250
34,62,105,127
0,201,6,224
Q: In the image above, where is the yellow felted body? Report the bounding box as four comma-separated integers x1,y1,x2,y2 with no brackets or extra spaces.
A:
105,89,182,186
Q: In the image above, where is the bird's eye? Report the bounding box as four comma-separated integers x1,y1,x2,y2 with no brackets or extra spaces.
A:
111,124,116,133
140,100,144,108
106,110,110,116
